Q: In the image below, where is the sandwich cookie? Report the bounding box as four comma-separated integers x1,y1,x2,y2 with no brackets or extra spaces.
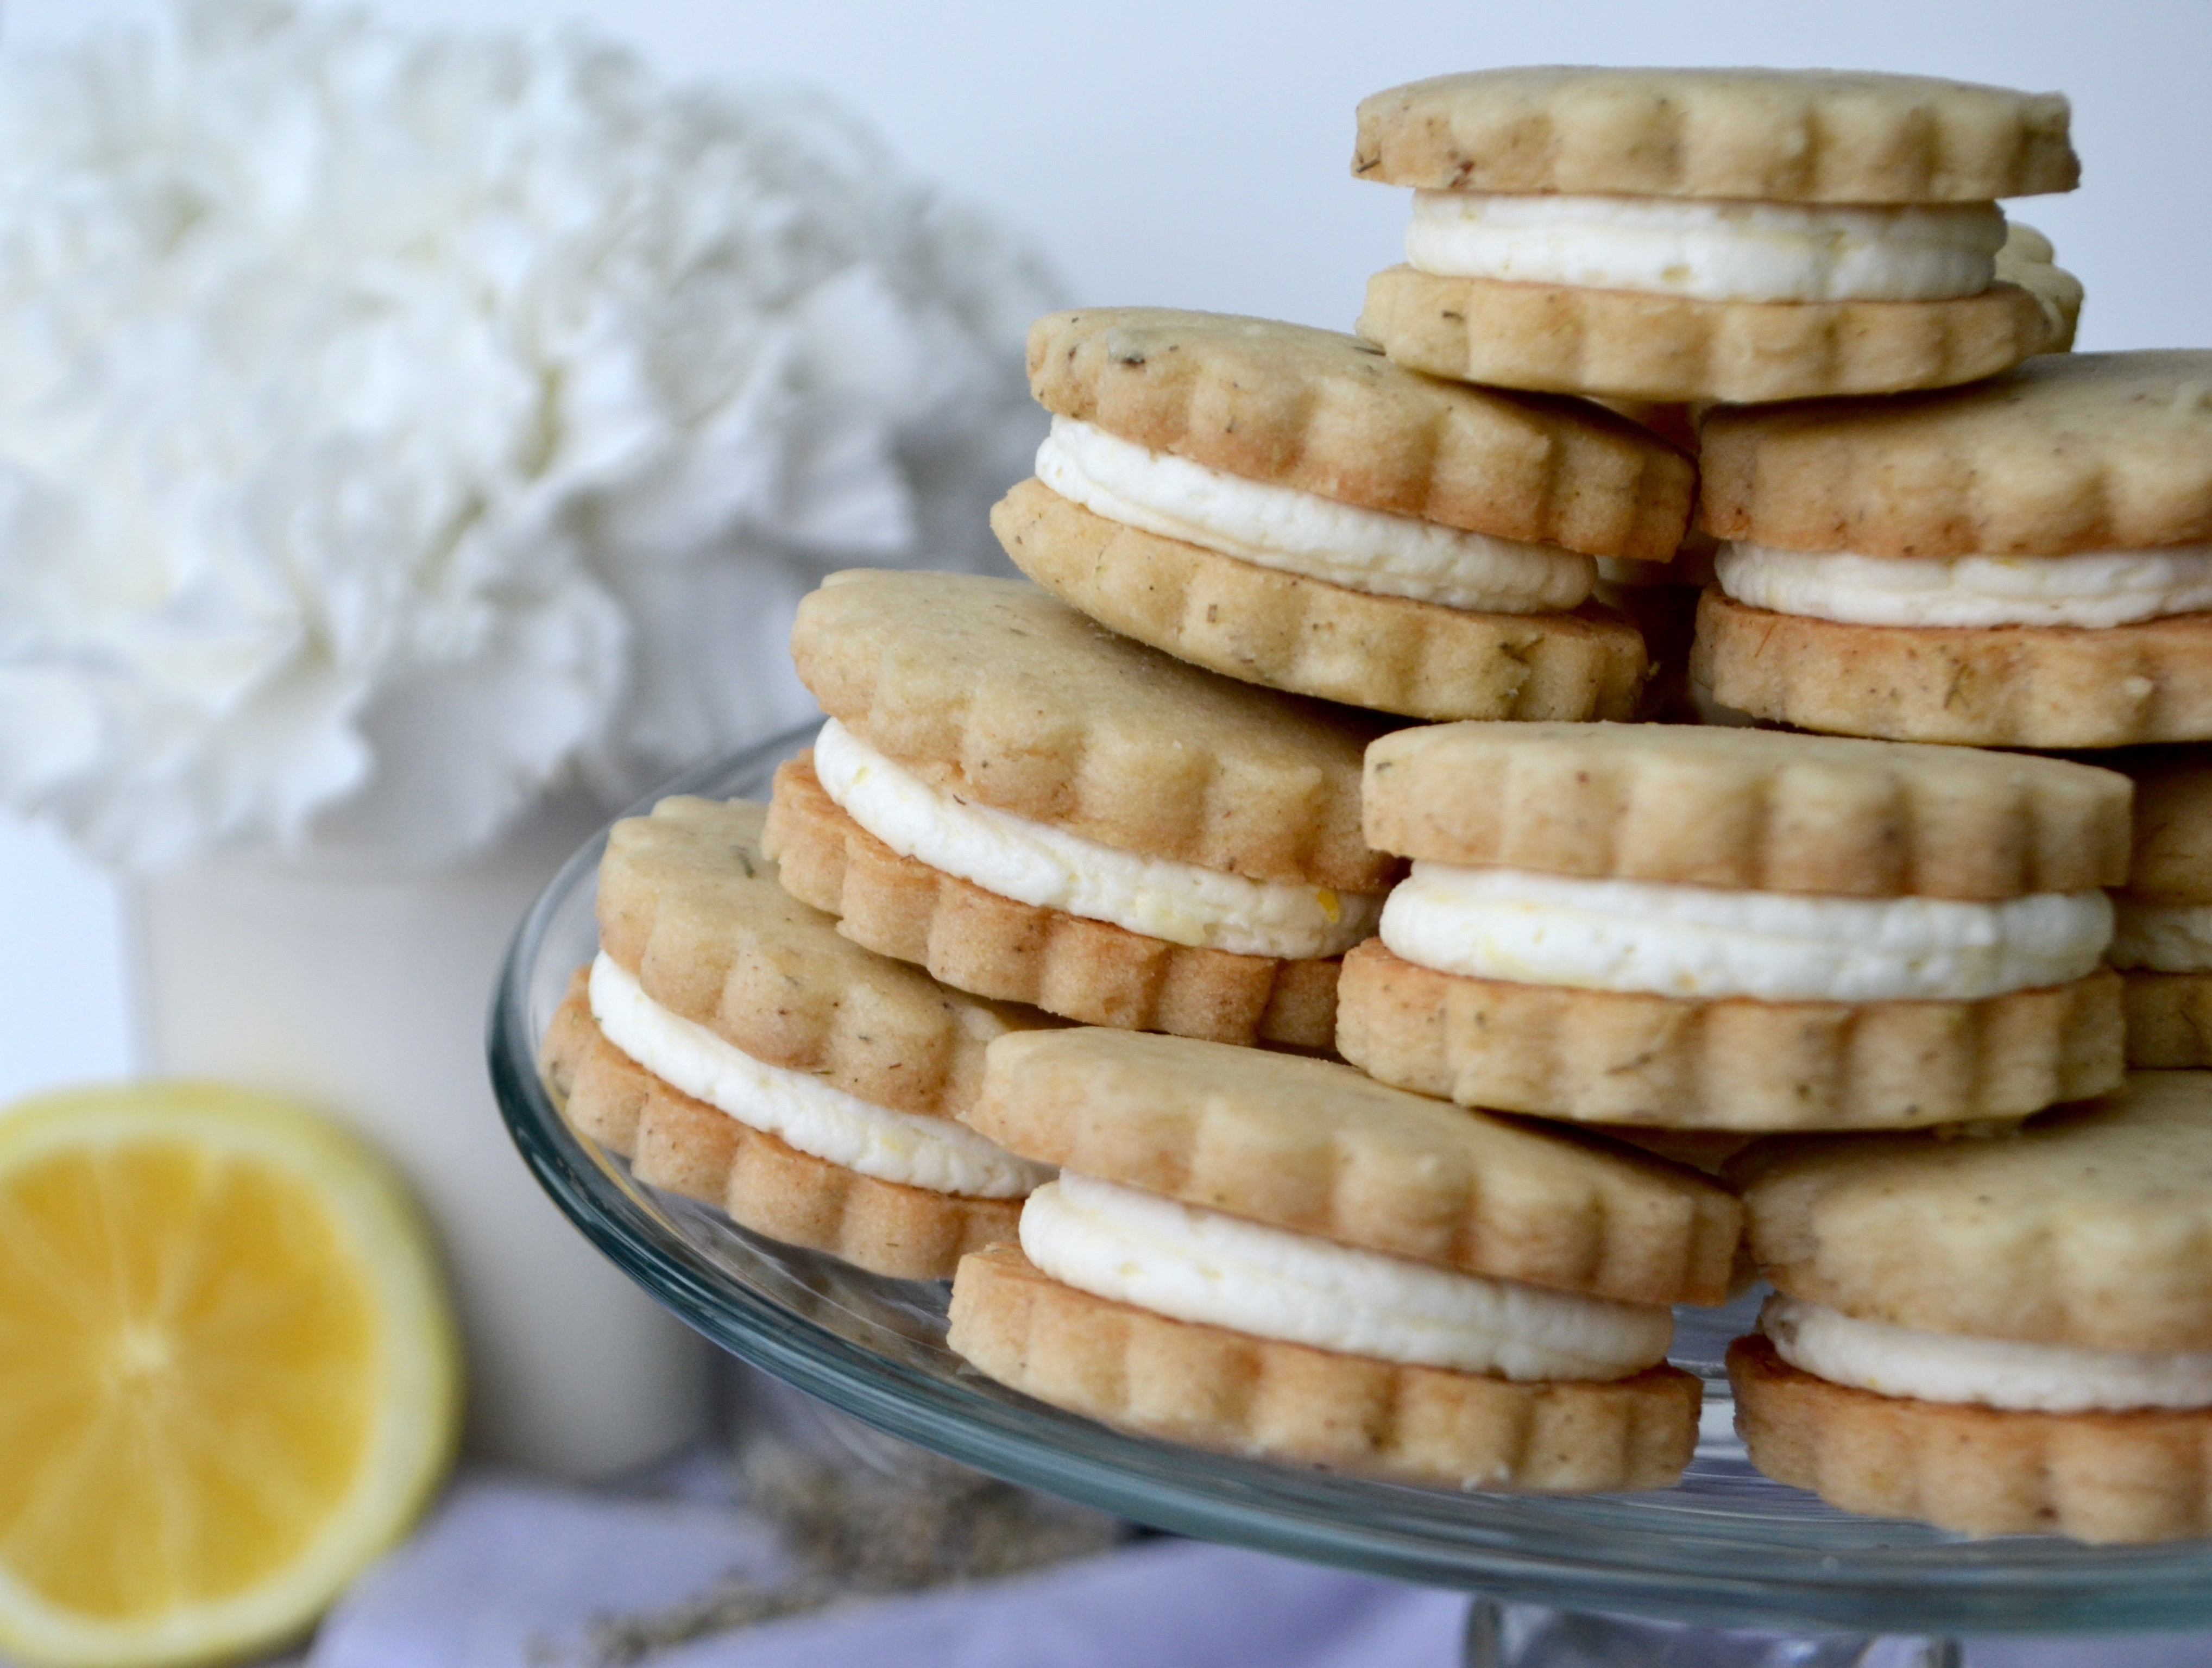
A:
1353,68,2079,403
539,796,1056,1280
1729,1071,2212,1541
766,571,1397,1047
1695,352,2212,747
1338,723,2128,1130
996,308,1680,719
2107,749,2212,1065
947,1028,1738,1489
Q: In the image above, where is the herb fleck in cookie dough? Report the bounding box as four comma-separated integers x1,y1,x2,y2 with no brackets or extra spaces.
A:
767,571,1398,1047
947,1028,1738,1490
1353,67,2079,403
1694,352,2212,747
1729,1072,2212,1542
1338,722,2129,1130
996,308,1687,719
539,796,1056,1280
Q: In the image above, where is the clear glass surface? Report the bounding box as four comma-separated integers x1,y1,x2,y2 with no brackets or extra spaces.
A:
489,725,2212,1637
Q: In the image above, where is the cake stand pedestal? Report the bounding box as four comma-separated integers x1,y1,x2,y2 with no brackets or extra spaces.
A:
1463,1601,1955,1666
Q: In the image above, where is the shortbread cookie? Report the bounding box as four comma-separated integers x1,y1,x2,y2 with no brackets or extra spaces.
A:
946,1028,1728,1490
790,571,1390,888
544,977,1019,1280
1352,68,2077,202
546,795,1055,1279
2104,749,2212,1064
766,756,1338,1047
1363,722,2130,899
1700,353,2212,560
598,795,1048,1117
991,478,1647,721
1358,264,2066,405
1006,308,1681,713
1343,721,2126,1129
950,1244,1700,1492
784,572,1394,1038
1339,940,2124,1132
1694,354,2212,745
1026,308,1693,558
1353,70,2077,401
1728,1072,2212,1540
1729,1335,2212,1543
968,1027,1742,1304
1694,589,2212,748
1994,222,2082,351
1732,1073,2212,1349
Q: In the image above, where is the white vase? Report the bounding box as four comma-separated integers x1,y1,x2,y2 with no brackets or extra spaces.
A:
127,794,710,1481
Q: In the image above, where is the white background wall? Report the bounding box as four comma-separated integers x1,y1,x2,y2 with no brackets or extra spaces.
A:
2,0,2208,1107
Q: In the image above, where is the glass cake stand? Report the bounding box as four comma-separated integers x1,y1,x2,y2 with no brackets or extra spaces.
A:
489,725,2212,1663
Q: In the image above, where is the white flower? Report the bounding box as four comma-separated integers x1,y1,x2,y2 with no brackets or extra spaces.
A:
0,0,1061,868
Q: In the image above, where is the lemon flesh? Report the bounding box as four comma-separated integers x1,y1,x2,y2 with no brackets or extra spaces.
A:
0,1083,461,1668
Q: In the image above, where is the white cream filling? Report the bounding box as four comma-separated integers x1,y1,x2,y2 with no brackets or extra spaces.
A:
1033,416,1593,613
1717,541,2212,629
1378,863,2112,1003
1022,1172,1672,1381
2110,901,2212,972
1406,191,2006,304
587,953,1051,1199
1762,1294,2212,1413
812,718,1381,959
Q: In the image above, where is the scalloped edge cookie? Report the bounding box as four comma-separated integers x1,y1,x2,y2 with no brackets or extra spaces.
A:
1699,352,2212,560
970,1027,1741,1306
2123,971,2212,1068
1730,1336,2212,1544
1335,942,2123,1134
949,1244,1702,1492
1362,721,2130,899
791,570,1391,890
1359,267,2064,404
597,795,1051,1120
991,481,1647,722
1352,68,2077,202
1025,308,1692,559
1996,222,2082,352
1692,589,2212,748
1730,1072,2212,1351
762,757,1340,1048
541,975,1019,1280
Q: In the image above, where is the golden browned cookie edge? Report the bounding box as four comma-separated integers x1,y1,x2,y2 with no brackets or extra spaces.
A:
763,757,1341,1048
1730,1336,2212,1543
993,481,1647,722
1335,942,2123,1133
950,1244,1700,1492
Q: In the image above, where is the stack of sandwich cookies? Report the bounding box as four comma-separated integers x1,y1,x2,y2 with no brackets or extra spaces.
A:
1338,723,2129,1130
766,571,1396,1047
539,797,1056,1280
947,1028,1740,1490
996,309,1684,719
1351,68,2081,404
1728,1071,2212,1542
2108,750,2212,1065
1695,352,2212,747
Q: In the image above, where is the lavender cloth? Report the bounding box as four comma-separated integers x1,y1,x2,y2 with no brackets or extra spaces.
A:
298,1473,2212,1668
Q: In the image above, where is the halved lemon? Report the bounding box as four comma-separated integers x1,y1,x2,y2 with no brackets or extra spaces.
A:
0,1082,461,1667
